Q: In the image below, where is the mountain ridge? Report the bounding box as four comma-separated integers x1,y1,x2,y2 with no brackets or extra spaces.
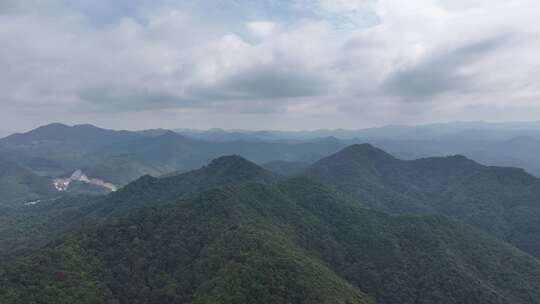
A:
306,144,540,257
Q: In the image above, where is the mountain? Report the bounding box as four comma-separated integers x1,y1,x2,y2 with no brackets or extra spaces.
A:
0,156,277,258
176,121,540,142
91,155,278,216
306,144,540,257
0,124,346,187
176,123,540,178
85,130,346,185
355,136,540,178
0,160,56,206
93,131,213,176
100,130,346,166
176,128,272,142
0,123,144,146
16,122,540,190
3,176,540,303
81,156,165,186
0,123,163,176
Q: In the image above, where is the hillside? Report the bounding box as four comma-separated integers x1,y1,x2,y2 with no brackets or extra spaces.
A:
2,177,540,303
82,156,164,186
306,144,540,257
0,156,277,258
91,155,278,216
0,123,162,176
0,160,56,206
0,123,144,147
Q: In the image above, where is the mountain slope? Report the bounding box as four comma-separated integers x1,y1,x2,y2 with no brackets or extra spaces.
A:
2,178,540,303
82,156,164,186
0,156,277,258
0,124,346,185
306,144,540,257
92,155,278,216
0,123,163,176
0,123,144,147
0,160,56,206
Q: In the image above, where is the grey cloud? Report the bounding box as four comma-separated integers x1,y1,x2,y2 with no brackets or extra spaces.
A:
383,34,513,99
78,63,327,113
191,64,328,101
78,87,198,112
1,0,540,132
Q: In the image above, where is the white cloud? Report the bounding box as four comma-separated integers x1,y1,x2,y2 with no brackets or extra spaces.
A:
319,0,376,13
246,21,276,37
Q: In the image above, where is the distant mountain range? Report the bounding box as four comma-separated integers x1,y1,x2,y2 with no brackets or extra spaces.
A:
176,121,540,141
0,124,347,187
4,122,540,187
176,122,540,177
3,122,540,206
3,155,540,303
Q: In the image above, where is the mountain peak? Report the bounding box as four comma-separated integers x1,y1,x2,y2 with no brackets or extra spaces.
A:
207,155,261,172
41,122,71,129
333,144,394,161
23,122,71,134
72,123,102,130
157,130,187,140
208,155,249,165
0,123,148,148
305,144,396,184
203,155,276,182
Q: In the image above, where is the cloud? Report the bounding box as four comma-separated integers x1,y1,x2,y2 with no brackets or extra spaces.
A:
191,64,328,100
247,21,276,37
383,34,513,99
1,0,540,131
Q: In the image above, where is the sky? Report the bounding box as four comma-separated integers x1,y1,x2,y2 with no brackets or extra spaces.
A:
1,0,540,133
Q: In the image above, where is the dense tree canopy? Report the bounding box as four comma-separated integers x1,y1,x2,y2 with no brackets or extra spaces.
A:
3,177,540,304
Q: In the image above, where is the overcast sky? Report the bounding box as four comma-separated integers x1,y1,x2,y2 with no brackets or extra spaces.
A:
1,0,539,133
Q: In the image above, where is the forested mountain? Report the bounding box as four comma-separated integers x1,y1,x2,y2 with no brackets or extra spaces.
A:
91,131,345,184
0,160,56,206
4,125,540,303
6,122,540,190
0,123,165,176
176,123,540,177
0,156,277,258
89,155,278,217
1,123,146,147
306,144,540,257
3,176,540,304
0,124,346,186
